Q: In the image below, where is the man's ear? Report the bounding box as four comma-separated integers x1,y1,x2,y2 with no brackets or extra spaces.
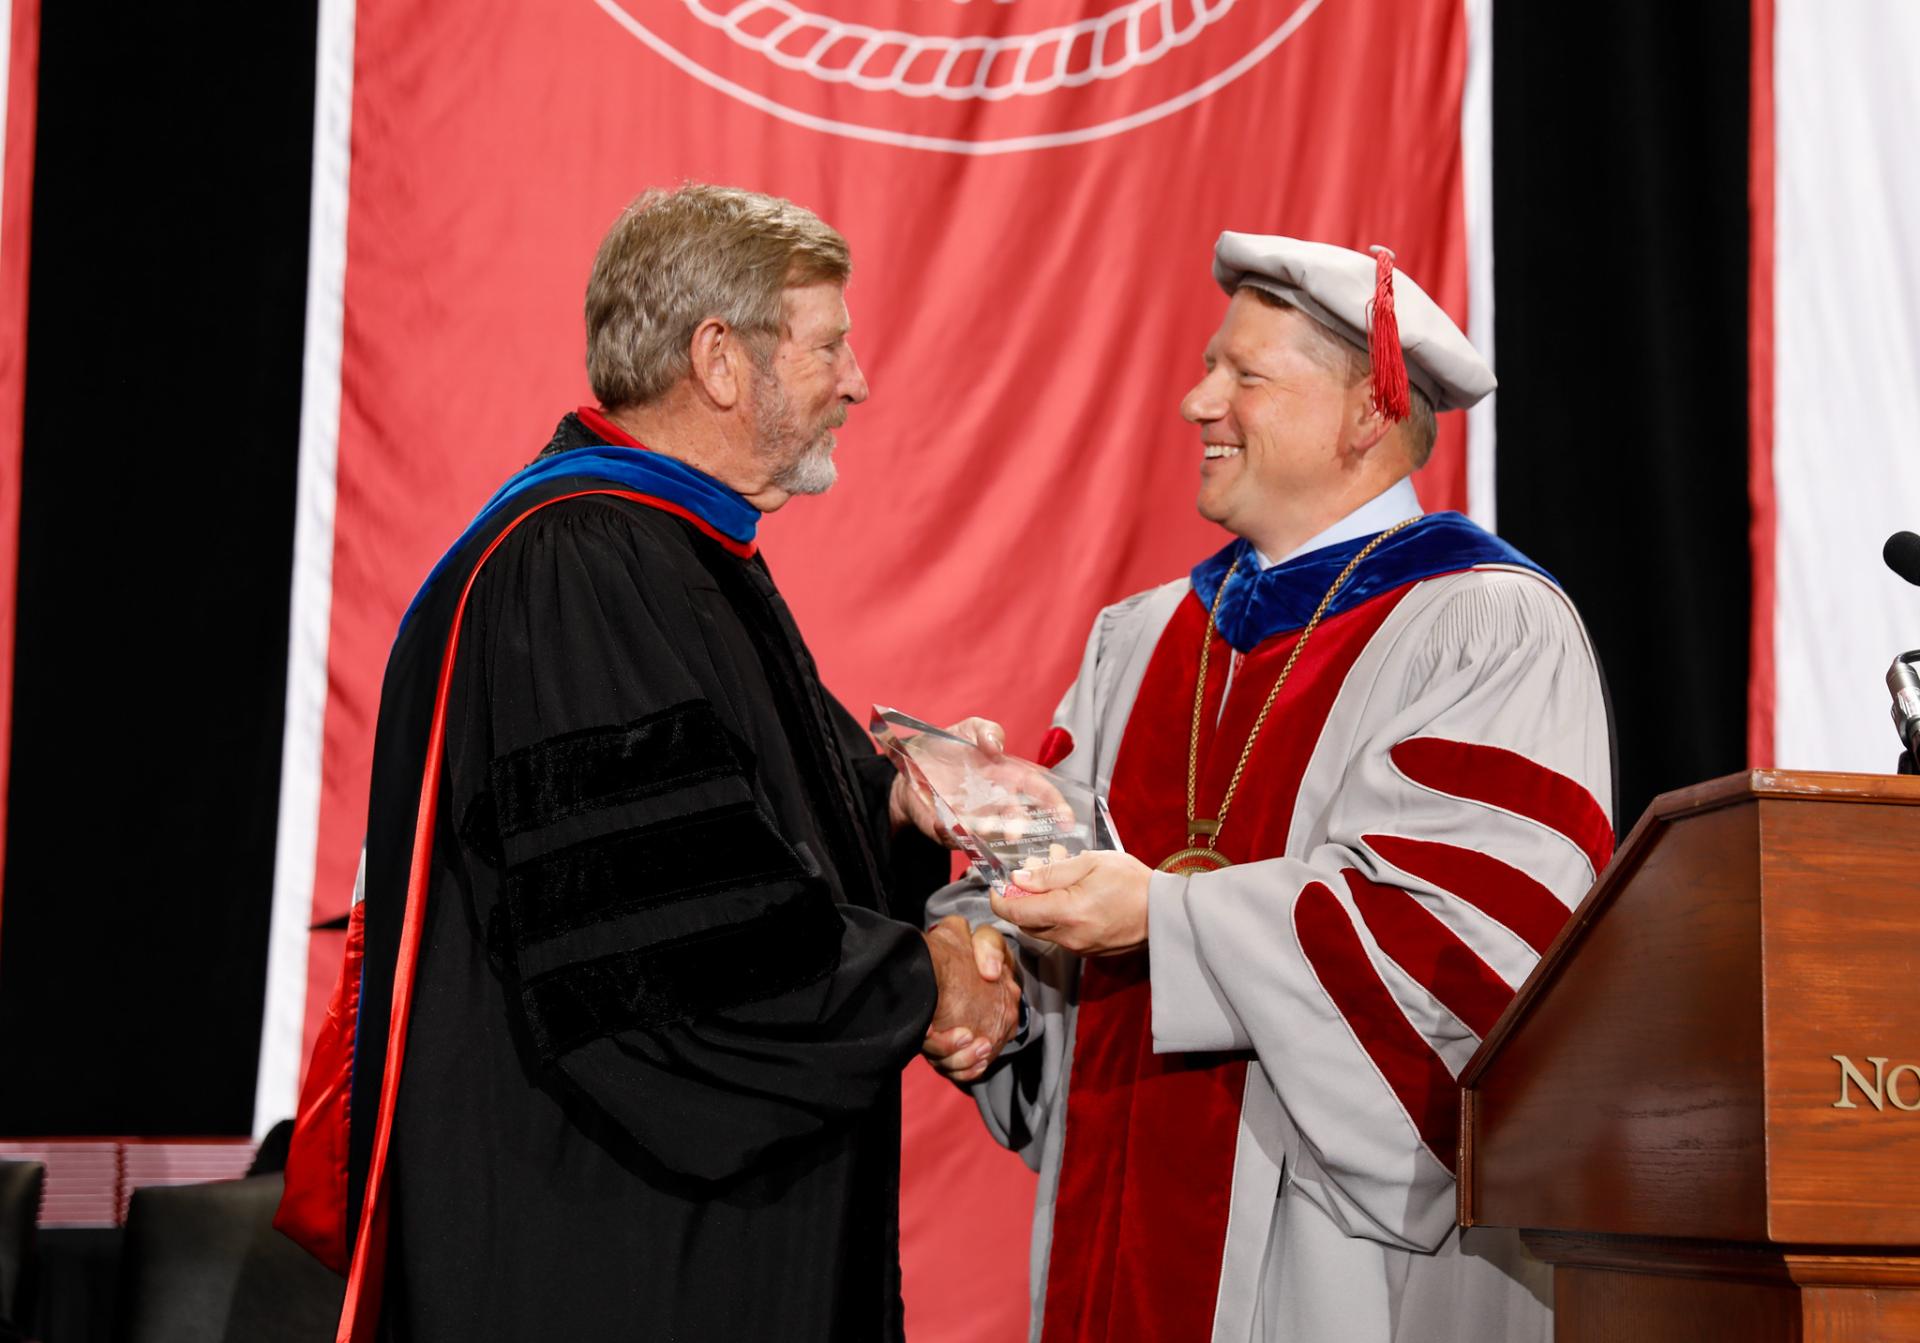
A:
1345,383,1395,460
688,317,743,410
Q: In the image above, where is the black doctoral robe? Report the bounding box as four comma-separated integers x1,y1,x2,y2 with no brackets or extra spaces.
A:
347,414,945,1342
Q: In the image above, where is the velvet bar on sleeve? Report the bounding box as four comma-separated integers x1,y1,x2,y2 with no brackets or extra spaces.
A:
347,417,942,1343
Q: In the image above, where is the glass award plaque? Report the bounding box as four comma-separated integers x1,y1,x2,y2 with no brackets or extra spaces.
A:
871,706,1124,893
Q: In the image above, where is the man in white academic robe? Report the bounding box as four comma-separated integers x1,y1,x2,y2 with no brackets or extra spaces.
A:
926,234,1614,1342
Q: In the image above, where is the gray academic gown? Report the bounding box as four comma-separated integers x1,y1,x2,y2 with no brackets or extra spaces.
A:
934,559,1611,1343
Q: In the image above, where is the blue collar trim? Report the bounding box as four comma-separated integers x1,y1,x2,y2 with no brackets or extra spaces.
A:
1190,511,1555,652
399,444,757,637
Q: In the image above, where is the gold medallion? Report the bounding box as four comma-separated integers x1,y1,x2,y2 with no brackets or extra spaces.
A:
1156,845,1233,875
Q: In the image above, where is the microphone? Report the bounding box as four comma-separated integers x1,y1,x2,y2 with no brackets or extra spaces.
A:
1885,531,1920,586
1888,653,1920,766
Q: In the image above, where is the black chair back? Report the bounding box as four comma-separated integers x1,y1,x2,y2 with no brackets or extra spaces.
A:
0,1160,44,1328
114,1173,341,1343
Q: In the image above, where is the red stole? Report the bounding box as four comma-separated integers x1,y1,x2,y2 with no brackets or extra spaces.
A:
1040,581,1413,1343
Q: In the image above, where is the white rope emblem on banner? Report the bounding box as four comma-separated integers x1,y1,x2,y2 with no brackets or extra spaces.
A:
682,0,1236,101
598,0,1323,154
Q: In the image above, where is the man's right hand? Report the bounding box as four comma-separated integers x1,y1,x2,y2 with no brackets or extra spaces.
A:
921,915,1020,1084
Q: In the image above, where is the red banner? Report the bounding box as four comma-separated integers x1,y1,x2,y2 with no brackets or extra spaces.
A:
0,0,42,940
271,1,1481,1334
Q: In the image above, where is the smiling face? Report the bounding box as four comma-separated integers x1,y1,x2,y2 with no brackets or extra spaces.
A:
747,280,869,500
1179,289,1380,556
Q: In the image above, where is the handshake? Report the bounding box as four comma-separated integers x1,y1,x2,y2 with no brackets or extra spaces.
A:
884,711,1024,1084
887,710,1151,1083
919,915,1020,1083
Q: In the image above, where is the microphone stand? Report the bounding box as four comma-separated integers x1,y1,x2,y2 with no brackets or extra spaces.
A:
1886,651,1920,774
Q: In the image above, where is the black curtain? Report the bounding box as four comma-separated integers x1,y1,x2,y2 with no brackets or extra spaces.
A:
0,1,317,1134
1494,0,1753,831
0,0,1751,1134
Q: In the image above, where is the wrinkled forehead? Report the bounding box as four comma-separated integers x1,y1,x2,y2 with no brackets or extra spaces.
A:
780,280,851,336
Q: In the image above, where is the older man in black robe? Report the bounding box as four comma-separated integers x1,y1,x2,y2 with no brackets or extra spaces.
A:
323,184,1016,1342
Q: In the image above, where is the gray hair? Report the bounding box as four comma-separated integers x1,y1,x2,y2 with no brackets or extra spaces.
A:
1241,285,1438,468
586,184,851,409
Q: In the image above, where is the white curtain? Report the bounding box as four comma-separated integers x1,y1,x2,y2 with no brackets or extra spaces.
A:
1773,0,1920,771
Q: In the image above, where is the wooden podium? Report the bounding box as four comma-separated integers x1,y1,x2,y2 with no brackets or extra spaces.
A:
1460,770,1920,1341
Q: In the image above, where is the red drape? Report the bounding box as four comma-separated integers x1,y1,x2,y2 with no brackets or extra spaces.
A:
0,0,42,943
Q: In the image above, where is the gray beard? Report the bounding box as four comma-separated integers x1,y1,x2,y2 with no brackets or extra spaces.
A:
772,439,837,496
754,373,838,497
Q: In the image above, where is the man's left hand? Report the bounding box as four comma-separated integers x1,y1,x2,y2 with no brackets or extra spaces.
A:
888,716,1006,845
921,920,1019,1083
922,915,1020,1083
990,849,1153,957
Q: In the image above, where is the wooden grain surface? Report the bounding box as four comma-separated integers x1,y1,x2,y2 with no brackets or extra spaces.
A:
1468,801,1769,1238
1551,1268,1920,1343
1527,1234,1920,1341
1465,771,1920,1247
1760,798,1920,1244
1466,773,1920,1342
1551,1267,1800,1343
1797,1285,1920,1341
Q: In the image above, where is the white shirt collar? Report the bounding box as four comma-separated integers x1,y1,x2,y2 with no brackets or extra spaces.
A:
1253,477,1424,570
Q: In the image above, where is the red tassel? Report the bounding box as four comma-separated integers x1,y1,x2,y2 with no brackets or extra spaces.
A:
1367,245,1411,423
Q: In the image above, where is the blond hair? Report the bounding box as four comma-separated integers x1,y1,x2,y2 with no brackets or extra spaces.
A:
1242,285,1439,468
586,184,851,409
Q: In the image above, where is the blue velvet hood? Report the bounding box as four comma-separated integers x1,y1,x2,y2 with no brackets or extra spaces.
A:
398,445,757,639
1190,511,1555,652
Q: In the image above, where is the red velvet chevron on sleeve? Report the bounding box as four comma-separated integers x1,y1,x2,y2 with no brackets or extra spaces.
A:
1294,882,1461,1170
1343,868,1515,1038
1388,737,1614,876
1362,833,1574,956
1036,726,1075,770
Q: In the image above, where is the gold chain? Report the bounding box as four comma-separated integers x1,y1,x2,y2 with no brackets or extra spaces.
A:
1182,563,1238,829
1163,518,1419,872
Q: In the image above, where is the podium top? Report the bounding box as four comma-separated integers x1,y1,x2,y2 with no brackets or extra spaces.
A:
1650,767,1920,814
